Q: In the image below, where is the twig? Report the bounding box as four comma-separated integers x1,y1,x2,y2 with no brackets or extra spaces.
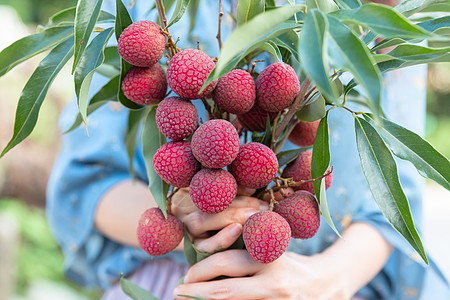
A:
216,0,224,50
155,0,179,58
249,60,266,74
201,98,214,119
274,118,299,153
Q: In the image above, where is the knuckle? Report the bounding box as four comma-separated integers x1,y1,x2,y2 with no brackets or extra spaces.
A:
208,282,233,300
187,212,205,234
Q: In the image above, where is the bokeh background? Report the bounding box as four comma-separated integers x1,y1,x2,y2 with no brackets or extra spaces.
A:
0,1,448,299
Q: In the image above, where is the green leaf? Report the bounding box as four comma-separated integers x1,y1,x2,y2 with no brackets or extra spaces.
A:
126,109,147,178
115,0,133,41
142,110,168,217
364,114,450,190
395,0,449,17
417,16,450,34
277,147,310,167
184,228,198,266
272,29,300,63
311,111,330,201
0,25,73,77
103,47,122,70
297,95,326,122
259,41,283,63
237,0,265,25
178,295,205,300
318,178,342,237
74,27,114,127
354,116,428,264
333,0,361,10
370,38,406,53
166,0,192,28
306,0,339,13
46,7,115,27
119,274,159,300
73,0,104,73
1,38,74,158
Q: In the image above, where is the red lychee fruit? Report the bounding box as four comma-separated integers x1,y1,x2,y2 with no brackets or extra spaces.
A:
288,120,321,147
274,191,320,239
153,141,201,187
243,211,291,264
281,150,333,194
212,69,255,114
122,64,167,105
237,104,277,132
229,142,278,189
189,169,237,214
166,49,218,99
137,208,184,256
156,96,198,141
191,119,240,168
256,62,300,112
118,21,165,67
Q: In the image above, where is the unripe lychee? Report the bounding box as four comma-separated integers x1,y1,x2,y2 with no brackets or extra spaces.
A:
212,69,255,114
189,169,237,214
288,120,321,147
256,62,300,112
243,211,291,264
118,21,165,67
156,96,198,141
281,150,333,194
167,49,218,99
237,104,277,132
122,64,167,105
191,119,240,168
153,141,201,187
274,191,320,239
137,208,184,256
229,142,278,189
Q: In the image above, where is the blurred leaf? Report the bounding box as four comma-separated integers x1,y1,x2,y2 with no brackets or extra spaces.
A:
318,177,342,237
46,7,115,27
311,111,330,201
178,296,205,300
277,147,310,167
115,0,133,41
184,228,197,265
0,25,73,77
417,16,450,33
73,0,104,73
237,0,265,25
297,95,326,121
120,274,159,300
370,38,406,53
166,0,192,28
395,0,449,17
259,41,283,62
364,114,450,190
127,109,147,178
1,37,74,158
355,116,428,264
272,29,300,63
306,0,339,13
333,0,361,9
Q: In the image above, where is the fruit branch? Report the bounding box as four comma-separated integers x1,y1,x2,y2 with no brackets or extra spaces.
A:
155,0,178,58
217,0,224,50
274,118,298,153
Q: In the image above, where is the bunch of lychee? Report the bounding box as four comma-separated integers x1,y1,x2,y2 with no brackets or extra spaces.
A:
117,21,332,263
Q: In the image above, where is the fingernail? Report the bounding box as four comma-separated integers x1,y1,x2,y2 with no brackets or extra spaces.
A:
260,203,269,211
229,223,242,237
245,210,257,220
173,287,180,297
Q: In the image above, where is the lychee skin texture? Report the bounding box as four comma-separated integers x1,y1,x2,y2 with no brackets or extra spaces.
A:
189,169,237,214
137,208,184,256
243,211,291,264
156,96,198,141
167,49,218,99
288,120,321,147
118,21,165,67
153,141,201,188
191,119,240,168
237,104,277,132
122,64,168,105
274,191,320,239
256,62,300,112
229,142,278,189
212,69,255,114
281,150,333,194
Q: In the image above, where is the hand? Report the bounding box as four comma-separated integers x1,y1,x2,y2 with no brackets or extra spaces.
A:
174,250,350,300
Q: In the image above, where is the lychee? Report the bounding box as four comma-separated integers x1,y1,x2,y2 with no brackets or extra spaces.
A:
288,120,321,147
191,119,240,168
229,142,278,189
153,141,201,187
156,96,198,141
189,169,237,214
237,104,277,132
137,208,184,256
166,49,218,99
243,211,291,264
118,20,165,67
212,69,255,114
122,64,167,105
256,62,300,112
281,150,333,194
274,191,320,239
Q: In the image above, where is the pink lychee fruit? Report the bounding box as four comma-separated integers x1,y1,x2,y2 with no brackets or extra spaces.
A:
153,141,201,187
229,142,278,189
189,169,237,214
118,20,165,67
256,62,300,112
191,119,240,168
237,104,277,132
137,208,184,256
274,191,320,239
166,49,218,99
281,150,333,194
122,64,167,105
288,120,321,147
212,69,255,114
243,211,291,264
156,96,198,141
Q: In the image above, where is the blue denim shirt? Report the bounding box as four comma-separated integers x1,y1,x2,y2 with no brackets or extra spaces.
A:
46,0,449,298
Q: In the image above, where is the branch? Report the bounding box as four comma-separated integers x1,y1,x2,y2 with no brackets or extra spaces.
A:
217,0,224,50
155,0,177,58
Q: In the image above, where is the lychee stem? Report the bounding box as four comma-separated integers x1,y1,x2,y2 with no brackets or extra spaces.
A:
274,118,298,153
217,0,224,50
155,0,179,58
268,189,277,211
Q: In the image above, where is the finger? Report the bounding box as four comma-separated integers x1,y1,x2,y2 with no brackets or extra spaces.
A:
171,188,198,217
263,187,295,202
236,185,256,196
194,223,242,253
